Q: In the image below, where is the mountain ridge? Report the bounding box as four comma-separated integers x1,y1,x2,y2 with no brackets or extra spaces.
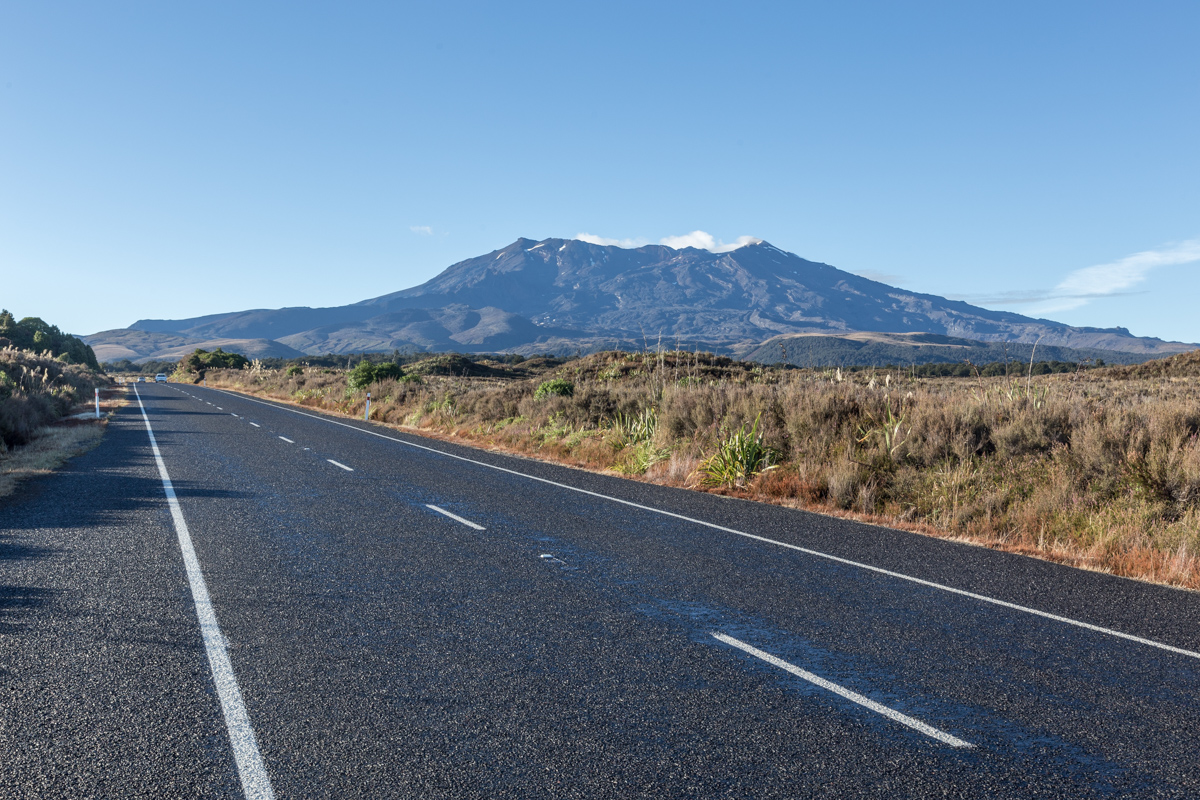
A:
108,237,1195,361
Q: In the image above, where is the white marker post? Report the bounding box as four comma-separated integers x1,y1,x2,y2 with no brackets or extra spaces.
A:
95,388,100,419
365,392,371,421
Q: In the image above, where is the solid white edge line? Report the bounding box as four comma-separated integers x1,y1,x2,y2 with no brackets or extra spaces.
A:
426,504,486,530
209,388,1200,661
133,386,275,799
278,436,293,443
327,459,354,471
712,633,973,748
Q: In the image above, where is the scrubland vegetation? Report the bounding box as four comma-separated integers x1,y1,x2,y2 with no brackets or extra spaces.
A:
197,349,1200,589
0,312,106,452
0,311,112,496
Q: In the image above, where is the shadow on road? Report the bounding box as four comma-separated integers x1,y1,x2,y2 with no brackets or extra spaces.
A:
0,584,59,636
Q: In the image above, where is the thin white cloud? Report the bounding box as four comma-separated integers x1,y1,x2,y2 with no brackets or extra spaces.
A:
658,231,762,253
410,225,433,235
973,238,1200,315
575,233,651,248
575,230,761,253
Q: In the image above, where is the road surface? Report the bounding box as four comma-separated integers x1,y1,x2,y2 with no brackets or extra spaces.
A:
2,382,1198,798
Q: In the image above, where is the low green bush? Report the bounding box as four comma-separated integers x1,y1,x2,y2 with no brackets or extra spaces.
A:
534,379,574,399
180,348,248,376
348,359,407,390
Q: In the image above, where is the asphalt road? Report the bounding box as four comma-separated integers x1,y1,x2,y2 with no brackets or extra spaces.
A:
3,381,1199,798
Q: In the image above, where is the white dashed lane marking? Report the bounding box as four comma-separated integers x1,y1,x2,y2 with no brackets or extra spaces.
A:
712,633,973,749
427,505,485,530
209,387,1200,662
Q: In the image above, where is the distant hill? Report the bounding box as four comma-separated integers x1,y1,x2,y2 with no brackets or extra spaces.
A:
736,331,1156,368
275,305,580,354
83,329,304,364
94,237,1196,362
1102,349,1200,379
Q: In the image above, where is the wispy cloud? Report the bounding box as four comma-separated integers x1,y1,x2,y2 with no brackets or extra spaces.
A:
410,225,433,236
575,230,761,253
575,233,650,248
970,239,1200,315
659,231,762,253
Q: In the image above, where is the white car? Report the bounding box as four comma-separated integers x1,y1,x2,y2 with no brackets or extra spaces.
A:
155,374,167,383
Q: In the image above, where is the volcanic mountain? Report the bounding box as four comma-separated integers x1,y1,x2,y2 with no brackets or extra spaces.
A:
95,237,1195,363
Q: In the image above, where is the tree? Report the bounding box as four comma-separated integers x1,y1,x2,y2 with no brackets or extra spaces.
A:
180,348,249,375
0,310,100,369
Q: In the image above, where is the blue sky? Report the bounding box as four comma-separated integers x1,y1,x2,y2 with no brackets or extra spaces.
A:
3,1,1198,343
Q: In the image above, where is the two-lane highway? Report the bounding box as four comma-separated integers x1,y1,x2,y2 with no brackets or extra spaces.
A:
3,381,1199,797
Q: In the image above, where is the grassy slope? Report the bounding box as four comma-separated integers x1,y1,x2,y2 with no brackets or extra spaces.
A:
737,331,1178,367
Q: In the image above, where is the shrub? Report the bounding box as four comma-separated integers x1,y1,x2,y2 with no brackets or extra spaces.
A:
180,348,248,375
0,345,101,448
535,379,574,400
286,365,303,377
610,406,657,447
696,413,778,488
348,359,376,390
348,359,407,390
374,362,405,382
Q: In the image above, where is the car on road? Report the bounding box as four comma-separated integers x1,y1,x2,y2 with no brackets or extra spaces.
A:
155,374,167,382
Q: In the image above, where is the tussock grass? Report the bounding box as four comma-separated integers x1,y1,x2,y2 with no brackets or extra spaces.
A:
0,346,106,451
204,349,1200,590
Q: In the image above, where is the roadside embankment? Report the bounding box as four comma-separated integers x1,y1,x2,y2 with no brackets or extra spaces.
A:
0,346,124,497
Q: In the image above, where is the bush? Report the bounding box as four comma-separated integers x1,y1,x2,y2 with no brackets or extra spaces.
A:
0,345,101,448
180,348,248,375
696,414,779,488
348,359,407,390
374,362,404,382
535,379,575,400
348,359,376,391
286,365,303,377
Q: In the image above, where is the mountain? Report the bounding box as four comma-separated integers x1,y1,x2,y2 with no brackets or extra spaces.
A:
99,237,1195,362
83,329,305,364
275,306,579,354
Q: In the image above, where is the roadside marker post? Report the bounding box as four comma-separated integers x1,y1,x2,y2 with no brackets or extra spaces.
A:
95,388,100,419
365,392,371,421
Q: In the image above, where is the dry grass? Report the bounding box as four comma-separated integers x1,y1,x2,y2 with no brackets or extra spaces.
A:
0,388,126,498
0,425,105,498
0,345,120,498
198,350,1200,590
